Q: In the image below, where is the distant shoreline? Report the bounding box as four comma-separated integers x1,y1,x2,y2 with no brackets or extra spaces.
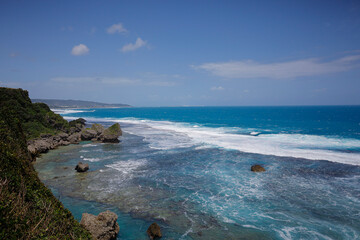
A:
32,98,131,109
51,106,132,109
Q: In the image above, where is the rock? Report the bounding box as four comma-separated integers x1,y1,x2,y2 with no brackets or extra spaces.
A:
68,132,81,144
99,123,122,143
69,118,86,133
91,123,105,135
58,132,69,140
40,133,52,138
59,140,70,146
33,139,52,153
80,211,120,240
75,162,89,172
81,129,98,141
27,144,37,157
251,165,266,172
147,222,162,239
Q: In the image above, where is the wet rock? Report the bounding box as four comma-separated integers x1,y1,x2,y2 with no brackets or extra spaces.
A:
147,222,162,239
251,164,266,172
80,211,120,240
75,162,89,172
99,123,122,143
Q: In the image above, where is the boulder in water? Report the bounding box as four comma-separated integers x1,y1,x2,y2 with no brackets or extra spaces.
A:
75,162,89,172
251,164,266,172
147,222,162,239
80,210,120,240
99,123,122,143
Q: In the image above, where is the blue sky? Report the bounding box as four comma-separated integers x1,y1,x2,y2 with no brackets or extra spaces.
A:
1,0,360,106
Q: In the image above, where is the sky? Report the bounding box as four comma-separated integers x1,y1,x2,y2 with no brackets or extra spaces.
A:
1,0,360,106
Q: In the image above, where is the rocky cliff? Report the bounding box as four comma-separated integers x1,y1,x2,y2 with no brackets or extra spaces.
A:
0,87,92,239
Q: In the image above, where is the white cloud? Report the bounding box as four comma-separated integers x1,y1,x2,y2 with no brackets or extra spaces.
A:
107,23,127,34
211,86,224,91
121,38,147,52
71,44,89,56
147,81,176,86
194,55,360,79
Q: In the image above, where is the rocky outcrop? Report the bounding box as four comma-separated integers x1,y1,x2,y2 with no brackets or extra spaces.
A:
91,123,105,134
99,123,122,143
68,132,81,144
147,223,162,239
27,121,122,160
81,129,98,141
81,123,122,143
27,118,86,160
80,211,120,240
75,162,89,172
251,165,266,172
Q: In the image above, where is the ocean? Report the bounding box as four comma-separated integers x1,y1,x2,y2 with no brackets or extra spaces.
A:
34,106,360,239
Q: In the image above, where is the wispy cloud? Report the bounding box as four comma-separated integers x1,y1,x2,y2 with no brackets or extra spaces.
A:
194,55,360,79
211,86,224,91
90,27,97,35
9,52,19,58
121,38,147,52
107,23,127,34
71,44,89,56
61,26,73,32
51,77,175,87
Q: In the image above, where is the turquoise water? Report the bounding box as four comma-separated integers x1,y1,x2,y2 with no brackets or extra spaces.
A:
35,106,360,239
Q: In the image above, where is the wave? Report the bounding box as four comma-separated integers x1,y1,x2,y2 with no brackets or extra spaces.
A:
51,109,95,115
64,116,360,166
105,159,147,175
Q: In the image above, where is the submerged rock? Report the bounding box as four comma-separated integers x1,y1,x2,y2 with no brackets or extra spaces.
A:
251,164,266,172
147,222,162,239
80,211,120,240
75,162,89,172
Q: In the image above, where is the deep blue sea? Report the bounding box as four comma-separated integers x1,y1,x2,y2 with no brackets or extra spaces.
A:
34,106,360,239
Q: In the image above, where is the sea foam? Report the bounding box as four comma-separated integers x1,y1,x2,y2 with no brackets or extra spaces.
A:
65,116,360,165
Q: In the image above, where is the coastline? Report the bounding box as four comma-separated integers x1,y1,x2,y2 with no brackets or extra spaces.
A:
43,105,360,239
2,87,360,239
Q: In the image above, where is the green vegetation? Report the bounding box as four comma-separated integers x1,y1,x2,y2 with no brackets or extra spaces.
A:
0,88,70,139
0,87,91,239
104,123,121,135
91,123,104,133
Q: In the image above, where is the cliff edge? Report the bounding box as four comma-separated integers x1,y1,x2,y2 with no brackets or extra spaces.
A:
0,87,91,239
